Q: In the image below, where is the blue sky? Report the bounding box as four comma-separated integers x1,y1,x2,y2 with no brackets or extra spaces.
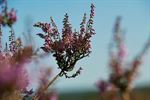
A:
7,0,150,92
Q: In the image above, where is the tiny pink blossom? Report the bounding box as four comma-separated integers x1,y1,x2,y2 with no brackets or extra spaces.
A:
118,43,128,59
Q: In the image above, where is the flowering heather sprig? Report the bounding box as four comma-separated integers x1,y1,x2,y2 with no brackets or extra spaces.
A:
0,18,35,100
32,4,95,99
97,17,150,100
34,4,95,78
0,34,34,87
0,0,17,27
0,33,40,99
9,27,16,53
0,51,30,98
0,5,24,94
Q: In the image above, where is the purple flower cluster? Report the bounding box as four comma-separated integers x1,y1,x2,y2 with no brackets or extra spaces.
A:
34,4,95,78
0,41,31,97
97,80,109,93
97,17,150,94
0,1,17,27
0,2,33,97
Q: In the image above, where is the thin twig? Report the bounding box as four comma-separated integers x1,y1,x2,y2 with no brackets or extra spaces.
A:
33,71,63,100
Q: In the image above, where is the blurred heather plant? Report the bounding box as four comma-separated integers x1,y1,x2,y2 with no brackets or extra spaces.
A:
33,3,95,99
0,1,27,99
0,1,58,100
0,25,33,99
97,17,150,100
0,2,32,99
0,0,17,27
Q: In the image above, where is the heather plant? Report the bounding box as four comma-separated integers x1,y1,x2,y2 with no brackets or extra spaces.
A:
97,17,150,100
0,29,57,100
0,1,27,98
0,1,57,100
0,0,16,27
33,3,95,99
0,25,32,99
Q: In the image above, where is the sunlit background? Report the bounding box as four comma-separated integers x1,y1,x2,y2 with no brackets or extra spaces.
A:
7,0,150,95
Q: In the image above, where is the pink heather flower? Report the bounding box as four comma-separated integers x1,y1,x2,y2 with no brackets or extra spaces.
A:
0,59,29,90
0,36,34,95
34,22,51,33
63,32,73,46
109,57,123,77
38,35,52,52
0,64,15,83
41,23,51,33
7,9,17,24
97,80,109,93
16,66,29,90
0,1,17,27
118,43,128,59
